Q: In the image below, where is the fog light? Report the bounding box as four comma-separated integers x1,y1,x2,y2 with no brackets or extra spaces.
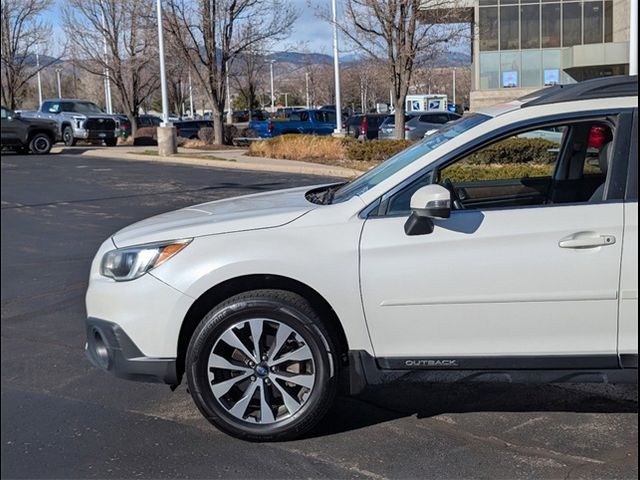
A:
92,329,110,369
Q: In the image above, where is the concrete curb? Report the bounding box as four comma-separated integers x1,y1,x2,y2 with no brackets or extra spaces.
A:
76,147,361,179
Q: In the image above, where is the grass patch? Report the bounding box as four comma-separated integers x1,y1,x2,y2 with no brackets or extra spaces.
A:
247,134,412,171
130,150,235,162
180,139,244,151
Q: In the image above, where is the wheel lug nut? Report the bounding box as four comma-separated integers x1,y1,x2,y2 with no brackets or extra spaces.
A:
251,376,256,382
249,362,255,367
271,367,276,372
262,355,268,361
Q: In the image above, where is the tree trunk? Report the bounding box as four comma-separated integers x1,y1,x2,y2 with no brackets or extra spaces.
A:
212,106,224,145
394,106,406,140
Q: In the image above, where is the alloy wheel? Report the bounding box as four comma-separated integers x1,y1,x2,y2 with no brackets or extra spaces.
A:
208,318,316,425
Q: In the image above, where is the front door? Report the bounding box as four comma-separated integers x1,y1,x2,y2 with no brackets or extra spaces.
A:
359,118,628,365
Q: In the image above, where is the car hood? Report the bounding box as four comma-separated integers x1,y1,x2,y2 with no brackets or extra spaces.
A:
112,185,321,247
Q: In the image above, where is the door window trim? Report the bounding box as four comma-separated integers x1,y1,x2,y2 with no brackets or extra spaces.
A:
361,108,634,219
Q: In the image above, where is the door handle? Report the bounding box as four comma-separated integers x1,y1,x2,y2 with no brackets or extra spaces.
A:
559,233,616,249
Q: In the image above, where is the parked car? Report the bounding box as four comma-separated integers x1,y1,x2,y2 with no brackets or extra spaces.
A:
378,113,418,140
174,120,213,139
1,106,58,154
380,112,460,140
137,115,162,129
345,113,390,140
248,109,337,138
21,99,118,146
85,76,638,442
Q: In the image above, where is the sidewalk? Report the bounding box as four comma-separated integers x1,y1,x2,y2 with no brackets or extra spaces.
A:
74,145,361,179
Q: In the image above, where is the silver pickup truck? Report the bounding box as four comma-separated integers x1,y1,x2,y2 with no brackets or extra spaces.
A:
21,99,118,146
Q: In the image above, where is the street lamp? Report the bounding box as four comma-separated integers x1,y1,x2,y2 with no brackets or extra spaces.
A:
226,62,233,124
35,49,43,106
156,0,177,154
55,67,63,98
269,60,275,114
331,0,343,135
101,10,113,114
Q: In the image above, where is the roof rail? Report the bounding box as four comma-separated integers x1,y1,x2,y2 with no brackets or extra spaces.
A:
521,75,638,108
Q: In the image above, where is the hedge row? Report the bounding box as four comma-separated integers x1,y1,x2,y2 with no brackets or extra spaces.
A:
442,163,554,182
464,137,559,165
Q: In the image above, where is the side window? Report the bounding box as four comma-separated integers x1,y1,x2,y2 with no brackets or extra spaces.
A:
386,120,616,215
1,107,9,119
44,102,60,113
289,113,301,122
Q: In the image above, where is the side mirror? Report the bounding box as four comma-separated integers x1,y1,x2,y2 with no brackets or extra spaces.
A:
404,185,452,236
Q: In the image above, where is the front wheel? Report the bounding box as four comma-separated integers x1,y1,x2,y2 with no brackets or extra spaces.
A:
62,126,76,146
104,138,117,147
186,289,338,441
29,133,52,154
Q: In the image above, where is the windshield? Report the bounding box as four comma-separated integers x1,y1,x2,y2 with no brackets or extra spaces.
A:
331,113,490,203
71,102,104,114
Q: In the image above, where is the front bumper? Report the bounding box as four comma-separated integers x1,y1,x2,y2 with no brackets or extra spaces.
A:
74,128,116,140
85,317,179,385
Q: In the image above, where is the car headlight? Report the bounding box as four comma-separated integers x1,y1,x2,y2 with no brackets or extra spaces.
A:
100,239,192,281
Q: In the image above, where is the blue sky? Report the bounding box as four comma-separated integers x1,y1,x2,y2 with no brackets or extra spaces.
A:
45,0,336,55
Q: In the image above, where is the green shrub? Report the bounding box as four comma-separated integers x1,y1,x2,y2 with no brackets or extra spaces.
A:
443,163,554,182
464,137,559,165
344,139,413,163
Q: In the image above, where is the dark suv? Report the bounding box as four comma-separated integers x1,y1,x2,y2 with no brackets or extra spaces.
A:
1,106,58,154
346,113,390,140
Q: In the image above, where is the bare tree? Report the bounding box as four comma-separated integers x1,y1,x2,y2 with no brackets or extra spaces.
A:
63,0,160,136
230,37,268,121
1,0,56,109
165,0,299,144
337,0,466,138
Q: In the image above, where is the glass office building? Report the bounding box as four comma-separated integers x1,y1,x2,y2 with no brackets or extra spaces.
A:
421,0,631,109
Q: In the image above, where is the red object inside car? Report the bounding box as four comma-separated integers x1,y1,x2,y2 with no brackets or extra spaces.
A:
588,125,608,149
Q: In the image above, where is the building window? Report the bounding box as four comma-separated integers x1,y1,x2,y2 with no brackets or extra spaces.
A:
479,7,499,51
500,5,519,50
522,50,542,87
541,3,561,48
563,2,582,47
583,1,604,44
604,0,613,42
480,52,500,89
501,51,521,87
542,49,562,84
521,4,541,49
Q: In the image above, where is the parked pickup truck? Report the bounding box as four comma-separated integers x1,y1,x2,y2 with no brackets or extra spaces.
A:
1,106,58,154
248,109,337,138
21,99,118,146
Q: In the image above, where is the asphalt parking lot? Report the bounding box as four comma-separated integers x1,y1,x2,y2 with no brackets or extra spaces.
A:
1,150,638,479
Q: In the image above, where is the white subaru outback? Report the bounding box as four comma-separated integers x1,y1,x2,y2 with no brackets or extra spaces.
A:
86,76,638,441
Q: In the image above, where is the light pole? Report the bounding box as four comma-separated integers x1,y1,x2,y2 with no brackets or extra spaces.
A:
631,0,638,75
452,68,456,106
35,50,43,106
101,10,113,114
188,69,194,118
284,92,289,108
156,0,177,154
305,72,310,109
269,60,275,114
55,67,62,98
331,0,343,135
226,62,233,124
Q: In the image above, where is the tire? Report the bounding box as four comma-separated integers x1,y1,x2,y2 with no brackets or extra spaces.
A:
62,126,76,146
104,138,117,147
28,133,52,154
186,289,339,441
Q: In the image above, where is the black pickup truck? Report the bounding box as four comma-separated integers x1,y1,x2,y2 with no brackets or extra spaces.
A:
1,106,58,154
